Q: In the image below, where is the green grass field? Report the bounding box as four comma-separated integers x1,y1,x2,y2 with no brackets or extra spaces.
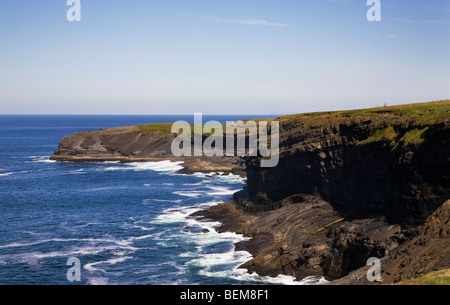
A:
281,99,450,126
138,123,227,136
138,123,174,135
281,100,449,147
138,122,272,136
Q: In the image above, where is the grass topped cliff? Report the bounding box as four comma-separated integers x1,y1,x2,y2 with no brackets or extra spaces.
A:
281,99,450,125
138,101,449,145
244,99,450,224
274,100,450,151
137,100,450,149
231,100,450,285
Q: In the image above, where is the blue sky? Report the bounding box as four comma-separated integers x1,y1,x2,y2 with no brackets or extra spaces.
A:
0,0,449,114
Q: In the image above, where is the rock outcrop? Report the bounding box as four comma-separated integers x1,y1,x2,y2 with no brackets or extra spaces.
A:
195,195,411,282
330,199,450,284
245,101,450,225
50,125,246,176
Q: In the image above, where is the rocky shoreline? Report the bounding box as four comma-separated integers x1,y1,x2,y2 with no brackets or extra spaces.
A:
193,196,450,285
50,100,450,284
192,101,450,285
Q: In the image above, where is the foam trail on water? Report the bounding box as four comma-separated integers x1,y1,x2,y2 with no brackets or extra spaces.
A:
0,171,28,177
173,186,241,198
198,267,328,285
87,277,109,285
29,156,56,163
206,186,241,196
84,256,132,273
190,172,245,184
105,161,184,173
173,191,204,198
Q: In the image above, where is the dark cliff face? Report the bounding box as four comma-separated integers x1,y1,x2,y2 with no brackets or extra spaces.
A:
245,102,450,225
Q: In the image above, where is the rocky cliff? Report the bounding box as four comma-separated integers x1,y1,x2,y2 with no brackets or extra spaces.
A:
197,100,450,284
244,100,450,225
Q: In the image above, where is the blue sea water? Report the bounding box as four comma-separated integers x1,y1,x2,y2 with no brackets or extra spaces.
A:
0,115,323,285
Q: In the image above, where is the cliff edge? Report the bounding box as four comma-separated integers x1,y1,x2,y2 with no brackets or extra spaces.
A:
244,100,450,225
197,100,450,284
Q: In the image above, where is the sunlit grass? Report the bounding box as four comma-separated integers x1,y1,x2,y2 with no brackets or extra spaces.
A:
397,269,450,285
281,100,450,126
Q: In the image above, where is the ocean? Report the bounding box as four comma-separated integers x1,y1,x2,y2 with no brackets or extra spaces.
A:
0,115,324,285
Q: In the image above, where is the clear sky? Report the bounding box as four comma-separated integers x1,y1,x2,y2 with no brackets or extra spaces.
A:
0,0,449,115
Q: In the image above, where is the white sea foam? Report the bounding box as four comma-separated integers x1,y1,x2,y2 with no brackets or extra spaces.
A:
173,186,241,198
188,250,252,269
153,200,328,286
142,199,182,208
151,202,219,226
72,222,100,229
152,209,197,224
97,161,120,164
29,156,56,163
206,186,240,196
105,161,184,173
199,267,328,285
87,277,109,285
145,182,175,187
190,235,328,285
30,243,137,260
147,199,182,203
179,252,197,258
84,186,128,192
183,180,210,186
172,191,204,198
133,225,155,231
84,256,132,273
128,234,154,242
0,238,84,249
214,173,246,184
191,172,220,178
0,171,28,177
0,234,152,269
189,172,245,184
